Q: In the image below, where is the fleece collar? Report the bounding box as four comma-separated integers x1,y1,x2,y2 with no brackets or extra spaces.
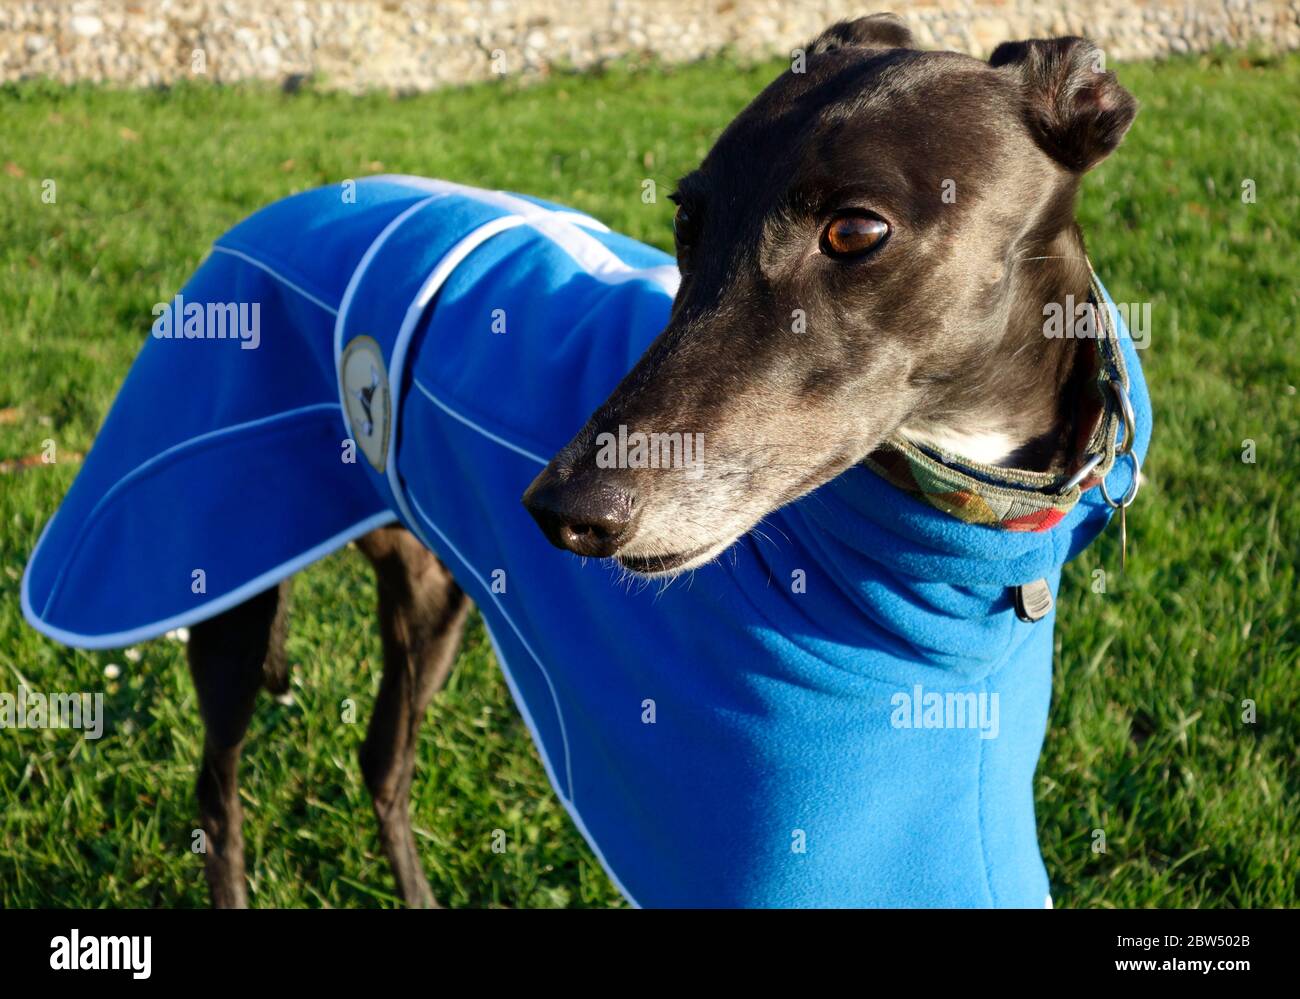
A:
864,268,1132,533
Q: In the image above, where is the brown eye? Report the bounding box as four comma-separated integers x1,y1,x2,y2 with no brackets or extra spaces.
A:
822,213,889,258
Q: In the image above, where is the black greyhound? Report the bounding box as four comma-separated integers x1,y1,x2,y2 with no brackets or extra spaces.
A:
176,14,1137,906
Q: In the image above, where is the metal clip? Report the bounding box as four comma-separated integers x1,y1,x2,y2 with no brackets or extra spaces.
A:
1100,380,1141,569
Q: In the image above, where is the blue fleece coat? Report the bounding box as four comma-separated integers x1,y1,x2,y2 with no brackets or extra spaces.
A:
23,176,1151,908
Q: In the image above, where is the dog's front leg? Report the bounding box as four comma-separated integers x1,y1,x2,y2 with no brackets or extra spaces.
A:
357,526,469,908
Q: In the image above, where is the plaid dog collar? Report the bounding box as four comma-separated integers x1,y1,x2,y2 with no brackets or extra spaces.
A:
863,270,1134,533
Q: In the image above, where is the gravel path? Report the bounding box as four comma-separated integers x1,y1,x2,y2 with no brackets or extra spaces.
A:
3,1,1298,92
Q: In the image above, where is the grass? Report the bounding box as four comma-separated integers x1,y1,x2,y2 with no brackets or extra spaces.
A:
1,50,1297,908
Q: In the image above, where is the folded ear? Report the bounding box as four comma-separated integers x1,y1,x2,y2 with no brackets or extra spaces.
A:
989,37,1138,172
808,13,916,55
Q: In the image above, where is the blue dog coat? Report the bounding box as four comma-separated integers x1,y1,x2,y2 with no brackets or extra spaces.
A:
24,176,1151,908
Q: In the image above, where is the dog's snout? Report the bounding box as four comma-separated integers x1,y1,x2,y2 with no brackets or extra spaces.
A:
523,471,637,558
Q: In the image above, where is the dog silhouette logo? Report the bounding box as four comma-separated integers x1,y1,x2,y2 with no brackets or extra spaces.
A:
340,335,391,472
353,366,381,436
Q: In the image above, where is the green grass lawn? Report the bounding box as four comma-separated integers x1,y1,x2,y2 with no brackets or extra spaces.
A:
1,50,1297,908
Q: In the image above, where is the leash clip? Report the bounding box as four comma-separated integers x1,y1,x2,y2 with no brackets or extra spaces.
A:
1060,453,1103,493
1100,380,1140,569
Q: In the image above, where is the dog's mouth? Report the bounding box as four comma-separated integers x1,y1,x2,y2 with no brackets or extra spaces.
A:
615,541,718,577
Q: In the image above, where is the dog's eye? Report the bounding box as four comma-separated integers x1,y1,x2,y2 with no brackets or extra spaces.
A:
822,213,889,258
673,205,696,245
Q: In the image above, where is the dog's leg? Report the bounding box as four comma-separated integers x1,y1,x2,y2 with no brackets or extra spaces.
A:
186,581,291,908
356,526,469,908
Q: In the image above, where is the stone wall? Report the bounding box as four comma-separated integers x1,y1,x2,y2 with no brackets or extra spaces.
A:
3,1,1298,92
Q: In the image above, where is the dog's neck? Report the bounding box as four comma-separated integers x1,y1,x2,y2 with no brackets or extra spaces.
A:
901,223,1094,474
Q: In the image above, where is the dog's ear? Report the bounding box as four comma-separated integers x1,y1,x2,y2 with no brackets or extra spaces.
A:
989,37,1138,172
808,14,916,55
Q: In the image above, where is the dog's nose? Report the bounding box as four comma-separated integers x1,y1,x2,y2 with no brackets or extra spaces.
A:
522,471,636,558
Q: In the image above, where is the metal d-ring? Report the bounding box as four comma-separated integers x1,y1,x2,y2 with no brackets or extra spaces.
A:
1100,378,1140,508
1100,449,1141,509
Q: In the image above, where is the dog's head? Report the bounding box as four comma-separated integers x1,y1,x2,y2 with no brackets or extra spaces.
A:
524,14,1137,575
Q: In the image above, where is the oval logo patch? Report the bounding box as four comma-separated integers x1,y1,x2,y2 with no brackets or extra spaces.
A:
340,335,391,472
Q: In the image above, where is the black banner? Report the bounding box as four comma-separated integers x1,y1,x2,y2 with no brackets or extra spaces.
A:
0,907,1288,986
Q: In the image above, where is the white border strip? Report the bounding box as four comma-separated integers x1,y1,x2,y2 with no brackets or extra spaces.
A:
335,178,679,523
370,174,610,231
210,245,340,316
412,379,548,467
23,509,396,650
366,175,680,295
400,479,642,907
383,214,532,529
34,402,344,621
404,487,574,798
333,194,445,424
482,625,642,908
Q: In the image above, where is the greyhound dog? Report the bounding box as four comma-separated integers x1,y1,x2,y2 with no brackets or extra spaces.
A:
24,15,1148,907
